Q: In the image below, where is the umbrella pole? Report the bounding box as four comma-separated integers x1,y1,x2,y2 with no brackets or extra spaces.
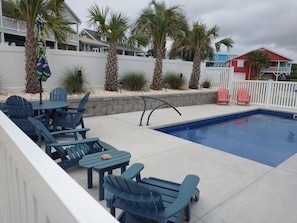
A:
39,78,42,104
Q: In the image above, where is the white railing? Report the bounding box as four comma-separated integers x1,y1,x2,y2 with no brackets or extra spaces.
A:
1,16,78,44
2,16,27,33
0,112,119,223
231,80,297,108
261,67,291,73
200,67,233,89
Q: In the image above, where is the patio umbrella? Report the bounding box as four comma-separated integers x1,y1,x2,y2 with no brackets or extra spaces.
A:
36,13,51,104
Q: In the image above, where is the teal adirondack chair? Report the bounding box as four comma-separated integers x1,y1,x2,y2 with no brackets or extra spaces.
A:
52,92,90,139
5,95,48,146
104,163,200,223
50,87,68,102
28,116,117,169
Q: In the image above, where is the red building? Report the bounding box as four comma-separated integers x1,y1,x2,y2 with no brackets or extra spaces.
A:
227,47,292,80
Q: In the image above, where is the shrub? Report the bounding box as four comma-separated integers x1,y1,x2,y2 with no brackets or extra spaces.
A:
162,72,186,89
202,80,211,88
61,66,88,94
120,71,148,91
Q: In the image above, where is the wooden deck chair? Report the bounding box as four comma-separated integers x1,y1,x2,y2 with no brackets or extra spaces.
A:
217,88,231,105
5,95,48,146
237,88,251,105
104,163,200,223
52,92,90,139
28,116,117,170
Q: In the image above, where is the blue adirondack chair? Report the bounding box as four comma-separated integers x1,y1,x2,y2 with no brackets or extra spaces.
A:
104,163,200,223
49,87,68,112
28,116,117,170
50,87,68,102
52,92,90,139
5,95,48,146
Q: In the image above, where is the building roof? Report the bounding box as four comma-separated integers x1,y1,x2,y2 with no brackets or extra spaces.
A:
79,36,109,47
230,47,292,62
80,28,144,53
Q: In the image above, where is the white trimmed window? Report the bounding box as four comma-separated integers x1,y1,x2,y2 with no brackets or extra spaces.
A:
237,60,244,67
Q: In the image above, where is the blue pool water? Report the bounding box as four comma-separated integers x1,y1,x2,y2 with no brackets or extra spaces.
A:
155,109,297,167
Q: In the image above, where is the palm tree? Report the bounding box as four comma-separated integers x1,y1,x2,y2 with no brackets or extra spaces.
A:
8,0,74,94
246,51,271,79
87,5,130,91
170,21,234,89
132,0,188,90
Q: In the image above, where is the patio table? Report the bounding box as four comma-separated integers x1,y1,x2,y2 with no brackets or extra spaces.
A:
79,150,131,200
31,100,69,112
31,101,70,129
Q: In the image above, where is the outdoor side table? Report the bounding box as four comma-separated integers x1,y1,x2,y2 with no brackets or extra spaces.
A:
79,150,131,201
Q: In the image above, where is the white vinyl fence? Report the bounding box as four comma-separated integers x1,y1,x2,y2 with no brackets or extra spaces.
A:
0,45,229,93
231,80,297,109
0,46,194,93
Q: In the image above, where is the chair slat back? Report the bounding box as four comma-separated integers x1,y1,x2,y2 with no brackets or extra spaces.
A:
104,175,164,220
218,88,229,99
5,96,37,134
28,117,58,144
77,92,90,112
74,92,90,123
6,96,34,118
238,88,249,99
50,87,68,102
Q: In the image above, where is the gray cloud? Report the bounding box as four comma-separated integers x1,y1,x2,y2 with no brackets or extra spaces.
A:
66,0,297,62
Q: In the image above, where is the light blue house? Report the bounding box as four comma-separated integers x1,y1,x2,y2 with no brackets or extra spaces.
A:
205,53,237,67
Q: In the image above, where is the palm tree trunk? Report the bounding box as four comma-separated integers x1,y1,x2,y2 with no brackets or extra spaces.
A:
189,50,201,89
105,43,118,91
151,45,163,90
25,24,39,93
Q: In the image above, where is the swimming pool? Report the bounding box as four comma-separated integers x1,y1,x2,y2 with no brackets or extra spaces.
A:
155,109,297,167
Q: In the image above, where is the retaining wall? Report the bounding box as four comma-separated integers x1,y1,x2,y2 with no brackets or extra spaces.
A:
69,91,217,117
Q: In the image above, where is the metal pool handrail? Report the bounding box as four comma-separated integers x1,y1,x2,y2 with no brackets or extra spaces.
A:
139,96,182,126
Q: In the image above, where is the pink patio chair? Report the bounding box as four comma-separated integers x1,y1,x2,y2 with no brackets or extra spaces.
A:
217,88,231,105
237,88,251,106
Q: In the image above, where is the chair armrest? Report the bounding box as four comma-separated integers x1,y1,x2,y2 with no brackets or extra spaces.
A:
35,113,48,119
50,128,90,136
161,175,200,220
121,163,144,181
46,137,99,147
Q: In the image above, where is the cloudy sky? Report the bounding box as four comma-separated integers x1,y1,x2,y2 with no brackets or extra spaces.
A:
65,0,297,62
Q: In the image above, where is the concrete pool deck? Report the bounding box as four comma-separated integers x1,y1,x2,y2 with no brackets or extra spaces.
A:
68,104,297,223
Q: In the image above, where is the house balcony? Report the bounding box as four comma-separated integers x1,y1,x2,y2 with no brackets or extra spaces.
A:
260,66,291,76
1,16,78,46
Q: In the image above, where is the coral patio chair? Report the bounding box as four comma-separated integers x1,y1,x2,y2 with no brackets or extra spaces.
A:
217,88,231,105
104,163,200,223
237,88,251,106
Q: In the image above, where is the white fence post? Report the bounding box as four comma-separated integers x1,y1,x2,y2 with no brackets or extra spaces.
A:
265,80,273,107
